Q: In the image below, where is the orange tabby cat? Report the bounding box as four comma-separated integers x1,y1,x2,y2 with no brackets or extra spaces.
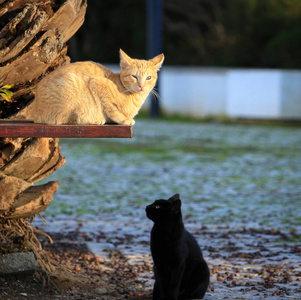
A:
19,49,164,125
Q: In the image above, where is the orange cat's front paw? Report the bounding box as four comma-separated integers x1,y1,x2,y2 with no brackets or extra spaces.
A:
122,119,135,125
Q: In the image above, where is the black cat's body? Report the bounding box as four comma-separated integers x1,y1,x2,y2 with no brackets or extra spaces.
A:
146,194,210,300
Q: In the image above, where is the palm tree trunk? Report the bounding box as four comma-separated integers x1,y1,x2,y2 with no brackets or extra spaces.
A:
0,0,87,219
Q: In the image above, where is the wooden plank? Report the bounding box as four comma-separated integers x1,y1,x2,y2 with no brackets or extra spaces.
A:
0,121,133,138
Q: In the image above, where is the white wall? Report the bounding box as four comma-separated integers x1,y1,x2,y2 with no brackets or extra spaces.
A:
281,71,301,119
159,67,301,120
160,67,227,117
226,70,282,119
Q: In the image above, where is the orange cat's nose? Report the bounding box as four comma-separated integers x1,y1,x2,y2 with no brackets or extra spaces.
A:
138,84,144,91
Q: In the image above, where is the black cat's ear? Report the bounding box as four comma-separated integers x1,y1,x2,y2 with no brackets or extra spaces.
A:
169,194,180,202
168,194,181,213
172,199,182,214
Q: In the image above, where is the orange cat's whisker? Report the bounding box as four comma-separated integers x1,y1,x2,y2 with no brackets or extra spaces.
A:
122,88,134,94
150,89,160,103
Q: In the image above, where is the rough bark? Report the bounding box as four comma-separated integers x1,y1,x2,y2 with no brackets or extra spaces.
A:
0,0,87,113
5,181,60,219
0,0,87,220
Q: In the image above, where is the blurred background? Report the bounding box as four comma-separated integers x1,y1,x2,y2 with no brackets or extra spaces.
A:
69,0,301,68
68,0,301,120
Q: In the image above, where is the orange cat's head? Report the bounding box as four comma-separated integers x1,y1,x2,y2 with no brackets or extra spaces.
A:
119,49,164,94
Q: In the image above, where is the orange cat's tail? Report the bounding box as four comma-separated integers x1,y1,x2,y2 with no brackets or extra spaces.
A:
8,105,31,121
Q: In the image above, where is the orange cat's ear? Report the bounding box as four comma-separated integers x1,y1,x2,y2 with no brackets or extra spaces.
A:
149,53,164,72
120,49,132,68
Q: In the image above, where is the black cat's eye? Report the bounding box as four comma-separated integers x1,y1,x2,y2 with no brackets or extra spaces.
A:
155,205,160,209
146,76,152,80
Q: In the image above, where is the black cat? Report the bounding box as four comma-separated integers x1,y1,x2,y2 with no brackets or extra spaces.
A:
145,194,210,300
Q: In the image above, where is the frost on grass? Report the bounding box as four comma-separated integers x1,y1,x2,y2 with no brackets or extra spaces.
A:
40,120,301,232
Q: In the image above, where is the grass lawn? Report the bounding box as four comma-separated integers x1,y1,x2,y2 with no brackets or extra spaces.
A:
41,119,301,232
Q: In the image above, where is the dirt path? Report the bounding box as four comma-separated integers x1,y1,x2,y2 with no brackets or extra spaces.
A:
30,217,301,299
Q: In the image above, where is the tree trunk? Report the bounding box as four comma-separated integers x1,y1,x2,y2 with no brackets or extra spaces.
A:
0,0,87,219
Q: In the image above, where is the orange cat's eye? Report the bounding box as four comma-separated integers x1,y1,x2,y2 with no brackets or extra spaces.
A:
146,76,152,80
132,75,138,79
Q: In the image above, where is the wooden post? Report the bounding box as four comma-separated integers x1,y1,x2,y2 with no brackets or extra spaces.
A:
147,0,164,118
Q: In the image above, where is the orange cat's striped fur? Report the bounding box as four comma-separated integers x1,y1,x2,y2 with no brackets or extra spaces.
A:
20,49,164,125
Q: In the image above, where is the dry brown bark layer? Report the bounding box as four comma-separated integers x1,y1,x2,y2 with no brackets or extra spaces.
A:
0,0,86,220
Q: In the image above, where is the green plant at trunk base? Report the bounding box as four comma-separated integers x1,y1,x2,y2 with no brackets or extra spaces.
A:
0,84,14,102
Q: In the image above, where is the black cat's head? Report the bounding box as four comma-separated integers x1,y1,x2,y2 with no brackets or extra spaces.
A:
145,194,182,223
